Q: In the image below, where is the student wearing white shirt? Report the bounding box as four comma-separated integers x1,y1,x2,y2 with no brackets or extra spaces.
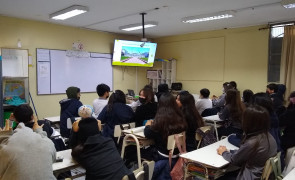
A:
195,88,212,115
93,84,110,117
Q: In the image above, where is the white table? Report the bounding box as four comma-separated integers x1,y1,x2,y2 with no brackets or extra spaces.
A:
203,115,223,140
181,137,238,169
52,149,81,177
283,168,295,180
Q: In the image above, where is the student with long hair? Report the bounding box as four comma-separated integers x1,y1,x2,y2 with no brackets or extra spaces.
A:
134,87,157,127
71,117,134,180
98,90,134,139
252,92,280,150
279,91,295,152
217,105,277,180
144,93,187,180
176,91,204,151
218,89,245,137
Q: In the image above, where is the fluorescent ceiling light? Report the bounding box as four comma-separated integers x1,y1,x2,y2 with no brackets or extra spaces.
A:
50,5,89,20
119,22,158,31
281,0,295,8
182,10,236,23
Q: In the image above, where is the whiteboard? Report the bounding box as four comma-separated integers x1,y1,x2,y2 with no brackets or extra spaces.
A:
37,49,113,95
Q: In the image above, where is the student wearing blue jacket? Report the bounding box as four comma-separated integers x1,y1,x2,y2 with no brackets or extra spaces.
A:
59,86,83,138
98,90,134,140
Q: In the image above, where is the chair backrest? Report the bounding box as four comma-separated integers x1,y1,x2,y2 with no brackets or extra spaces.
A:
285,146,295,166
195,126,212,149
195,125,216,148
283,147,295,176
134,161,155,180
167,132,185,155
122,161,155,180
261,152,283,180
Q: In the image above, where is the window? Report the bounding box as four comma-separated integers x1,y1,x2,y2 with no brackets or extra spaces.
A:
268,22,294,82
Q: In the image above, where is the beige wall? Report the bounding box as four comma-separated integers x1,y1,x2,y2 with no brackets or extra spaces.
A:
0,15,270,118
155,26,269,97
0,16,149,118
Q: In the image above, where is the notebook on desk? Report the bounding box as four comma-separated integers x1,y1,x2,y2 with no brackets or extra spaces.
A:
127,89,135,97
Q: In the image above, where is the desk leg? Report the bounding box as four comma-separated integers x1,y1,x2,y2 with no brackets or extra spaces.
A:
214,122,219,141
121,134,142,168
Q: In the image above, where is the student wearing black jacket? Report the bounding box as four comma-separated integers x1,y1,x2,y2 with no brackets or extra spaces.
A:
71,117,134,180
279,91,295,152
134,87,157,127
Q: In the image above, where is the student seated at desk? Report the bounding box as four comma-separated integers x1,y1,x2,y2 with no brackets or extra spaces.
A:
195,88,212,115
217,105,277,180
93,83,110,117
60,86,83,138
134,87,157,127
212,82,233,112
98,90,134,140
10,104,53,138
218,89,245,138
0,117,56,180
144,93,187,180
156,83,169,101
176,91,204,152
252,93,281,151
70,117,135,180
280,91,295,153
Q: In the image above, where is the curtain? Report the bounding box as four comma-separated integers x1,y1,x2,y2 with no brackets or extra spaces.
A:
280,25,295,101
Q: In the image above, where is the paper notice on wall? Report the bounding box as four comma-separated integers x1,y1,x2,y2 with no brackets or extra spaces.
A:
39,63,50,78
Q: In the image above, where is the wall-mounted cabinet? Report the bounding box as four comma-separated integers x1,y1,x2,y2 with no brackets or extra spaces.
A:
1,48,29,126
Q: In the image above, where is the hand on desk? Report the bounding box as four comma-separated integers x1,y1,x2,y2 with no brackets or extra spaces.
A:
217,145,228,155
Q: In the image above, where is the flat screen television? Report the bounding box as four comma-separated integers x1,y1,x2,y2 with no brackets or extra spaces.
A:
112,39,157,67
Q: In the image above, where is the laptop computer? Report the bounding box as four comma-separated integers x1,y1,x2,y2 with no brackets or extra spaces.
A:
127,89,135,97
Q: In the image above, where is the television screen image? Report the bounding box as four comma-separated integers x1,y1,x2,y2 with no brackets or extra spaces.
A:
112,39,157,67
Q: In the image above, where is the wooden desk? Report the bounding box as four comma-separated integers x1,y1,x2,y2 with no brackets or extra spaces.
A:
283,168,295,180
181,138,238,169
203,115,223,140
52,149,81,177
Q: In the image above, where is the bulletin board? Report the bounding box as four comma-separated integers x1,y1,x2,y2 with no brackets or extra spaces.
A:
36,49,113,95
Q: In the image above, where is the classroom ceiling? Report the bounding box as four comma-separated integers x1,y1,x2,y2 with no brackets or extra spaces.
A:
0,0,295,38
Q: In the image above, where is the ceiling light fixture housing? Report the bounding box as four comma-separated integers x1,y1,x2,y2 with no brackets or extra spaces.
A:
119,21,158,31
50,5,89,20
182,10,236,23
281,0,295,8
